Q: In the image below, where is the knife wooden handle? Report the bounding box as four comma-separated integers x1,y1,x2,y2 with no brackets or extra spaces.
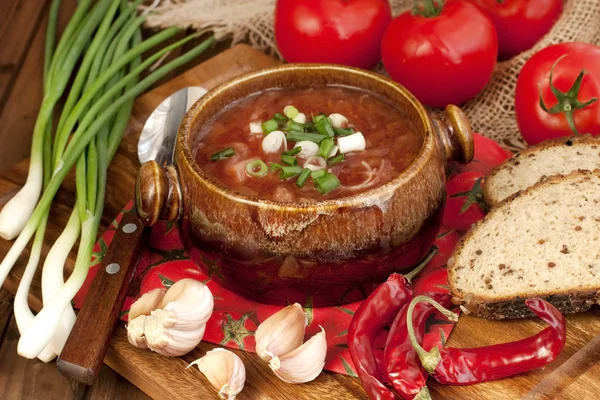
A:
57,208,147,385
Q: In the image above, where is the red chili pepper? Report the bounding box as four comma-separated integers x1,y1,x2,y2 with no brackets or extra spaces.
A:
348,248,437,400
384,292,452,400
408,296,566,385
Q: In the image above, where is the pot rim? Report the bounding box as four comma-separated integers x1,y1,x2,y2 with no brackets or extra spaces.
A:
178,63,436,212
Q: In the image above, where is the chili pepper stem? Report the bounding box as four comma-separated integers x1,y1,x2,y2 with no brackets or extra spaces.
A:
407,295,459,373
404,245,438,282
539,55,598,136
414,386,432,400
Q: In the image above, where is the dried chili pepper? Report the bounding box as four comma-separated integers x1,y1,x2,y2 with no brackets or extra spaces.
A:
384,292,452,400
407,296,566,385
348,247,437,400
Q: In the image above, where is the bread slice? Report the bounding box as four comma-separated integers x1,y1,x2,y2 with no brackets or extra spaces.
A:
449,169,600,320
483,135,600,207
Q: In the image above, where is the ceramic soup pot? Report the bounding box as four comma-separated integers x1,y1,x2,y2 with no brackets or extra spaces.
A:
135,64,473,306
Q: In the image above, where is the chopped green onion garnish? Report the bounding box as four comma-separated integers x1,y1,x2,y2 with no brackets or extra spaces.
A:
270,163,302,179
313,114,327,124
316,138,334,158
281,154,297,166
334,127,356,136
328,153,346,166
314,173,341,194
245,160,268,177
282,147,302,156
287,131,328,143
284,119,305,132
279,165,303,179
210,147,235,161
296,168,312,188
284,105,299,119
315,117,335,137
273,112,287,124
262,119,279,134
311,169,327,179
304,121,316,133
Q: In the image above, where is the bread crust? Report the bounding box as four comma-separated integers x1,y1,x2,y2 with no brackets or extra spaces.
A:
482,135,600,207
453,291,600,320
449,169,600,320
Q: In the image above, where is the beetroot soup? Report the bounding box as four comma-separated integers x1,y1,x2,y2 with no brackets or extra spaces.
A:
193,86,423,202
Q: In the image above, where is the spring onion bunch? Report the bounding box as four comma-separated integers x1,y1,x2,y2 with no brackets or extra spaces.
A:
0,0,216,360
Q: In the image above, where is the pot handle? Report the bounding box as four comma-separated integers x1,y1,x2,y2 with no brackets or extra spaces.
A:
135,160,182,226
431,105,474,164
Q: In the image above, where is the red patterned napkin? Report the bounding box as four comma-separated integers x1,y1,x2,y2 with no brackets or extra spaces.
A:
73,133,512,376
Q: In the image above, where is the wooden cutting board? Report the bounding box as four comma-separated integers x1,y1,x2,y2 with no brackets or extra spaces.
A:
1,44,600,400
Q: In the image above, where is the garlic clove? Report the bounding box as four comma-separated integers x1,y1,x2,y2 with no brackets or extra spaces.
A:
127,315,149,349
268,326,327,384
188,348,246,400
129,288,167,320
254,303,307,362
158,279,214,329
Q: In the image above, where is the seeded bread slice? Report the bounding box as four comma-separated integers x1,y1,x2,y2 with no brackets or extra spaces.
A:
483,135,600,207
449,169,600,320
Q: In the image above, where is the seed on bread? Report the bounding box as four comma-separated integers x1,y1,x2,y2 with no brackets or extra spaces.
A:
483,135,600,207
449,169,600,319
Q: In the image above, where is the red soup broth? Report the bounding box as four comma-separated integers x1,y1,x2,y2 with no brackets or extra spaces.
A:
193,86,424,202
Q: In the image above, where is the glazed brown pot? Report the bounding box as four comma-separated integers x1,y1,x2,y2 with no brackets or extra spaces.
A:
136,64,473,306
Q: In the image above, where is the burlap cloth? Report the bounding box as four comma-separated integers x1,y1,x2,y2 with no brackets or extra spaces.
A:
146,0,600,150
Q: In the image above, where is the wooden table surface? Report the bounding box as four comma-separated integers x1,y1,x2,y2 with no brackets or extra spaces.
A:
3,2,600,400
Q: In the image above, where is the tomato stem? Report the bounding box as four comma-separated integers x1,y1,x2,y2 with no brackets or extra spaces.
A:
412,0,444,17
539,55,598,136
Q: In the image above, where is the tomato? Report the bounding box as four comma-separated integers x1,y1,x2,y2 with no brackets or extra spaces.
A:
381,0,498,108
443,171,487,231
274,0,392,70
449,133,512,177
472,0,563,59
515,42,600,145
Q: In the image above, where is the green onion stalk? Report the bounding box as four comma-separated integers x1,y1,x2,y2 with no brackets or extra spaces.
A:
12,26,217,358
0,0,103,240
0,15,200,281
13,0,63,363
40,1,141,354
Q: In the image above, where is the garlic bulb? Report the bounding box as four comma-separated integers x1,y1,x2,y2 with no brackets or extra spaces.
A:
268,327,327,384
188,348,246,400
126,279,214,357
254,303,307,361
129,288,166,320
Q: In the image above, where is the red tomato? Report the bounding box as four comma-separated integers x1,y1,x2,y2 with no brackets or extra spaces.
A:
449,133,512,177
443,171,487,231
472,0,563,59
274,0,392,70
515,42,600,145
381,0,498,108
